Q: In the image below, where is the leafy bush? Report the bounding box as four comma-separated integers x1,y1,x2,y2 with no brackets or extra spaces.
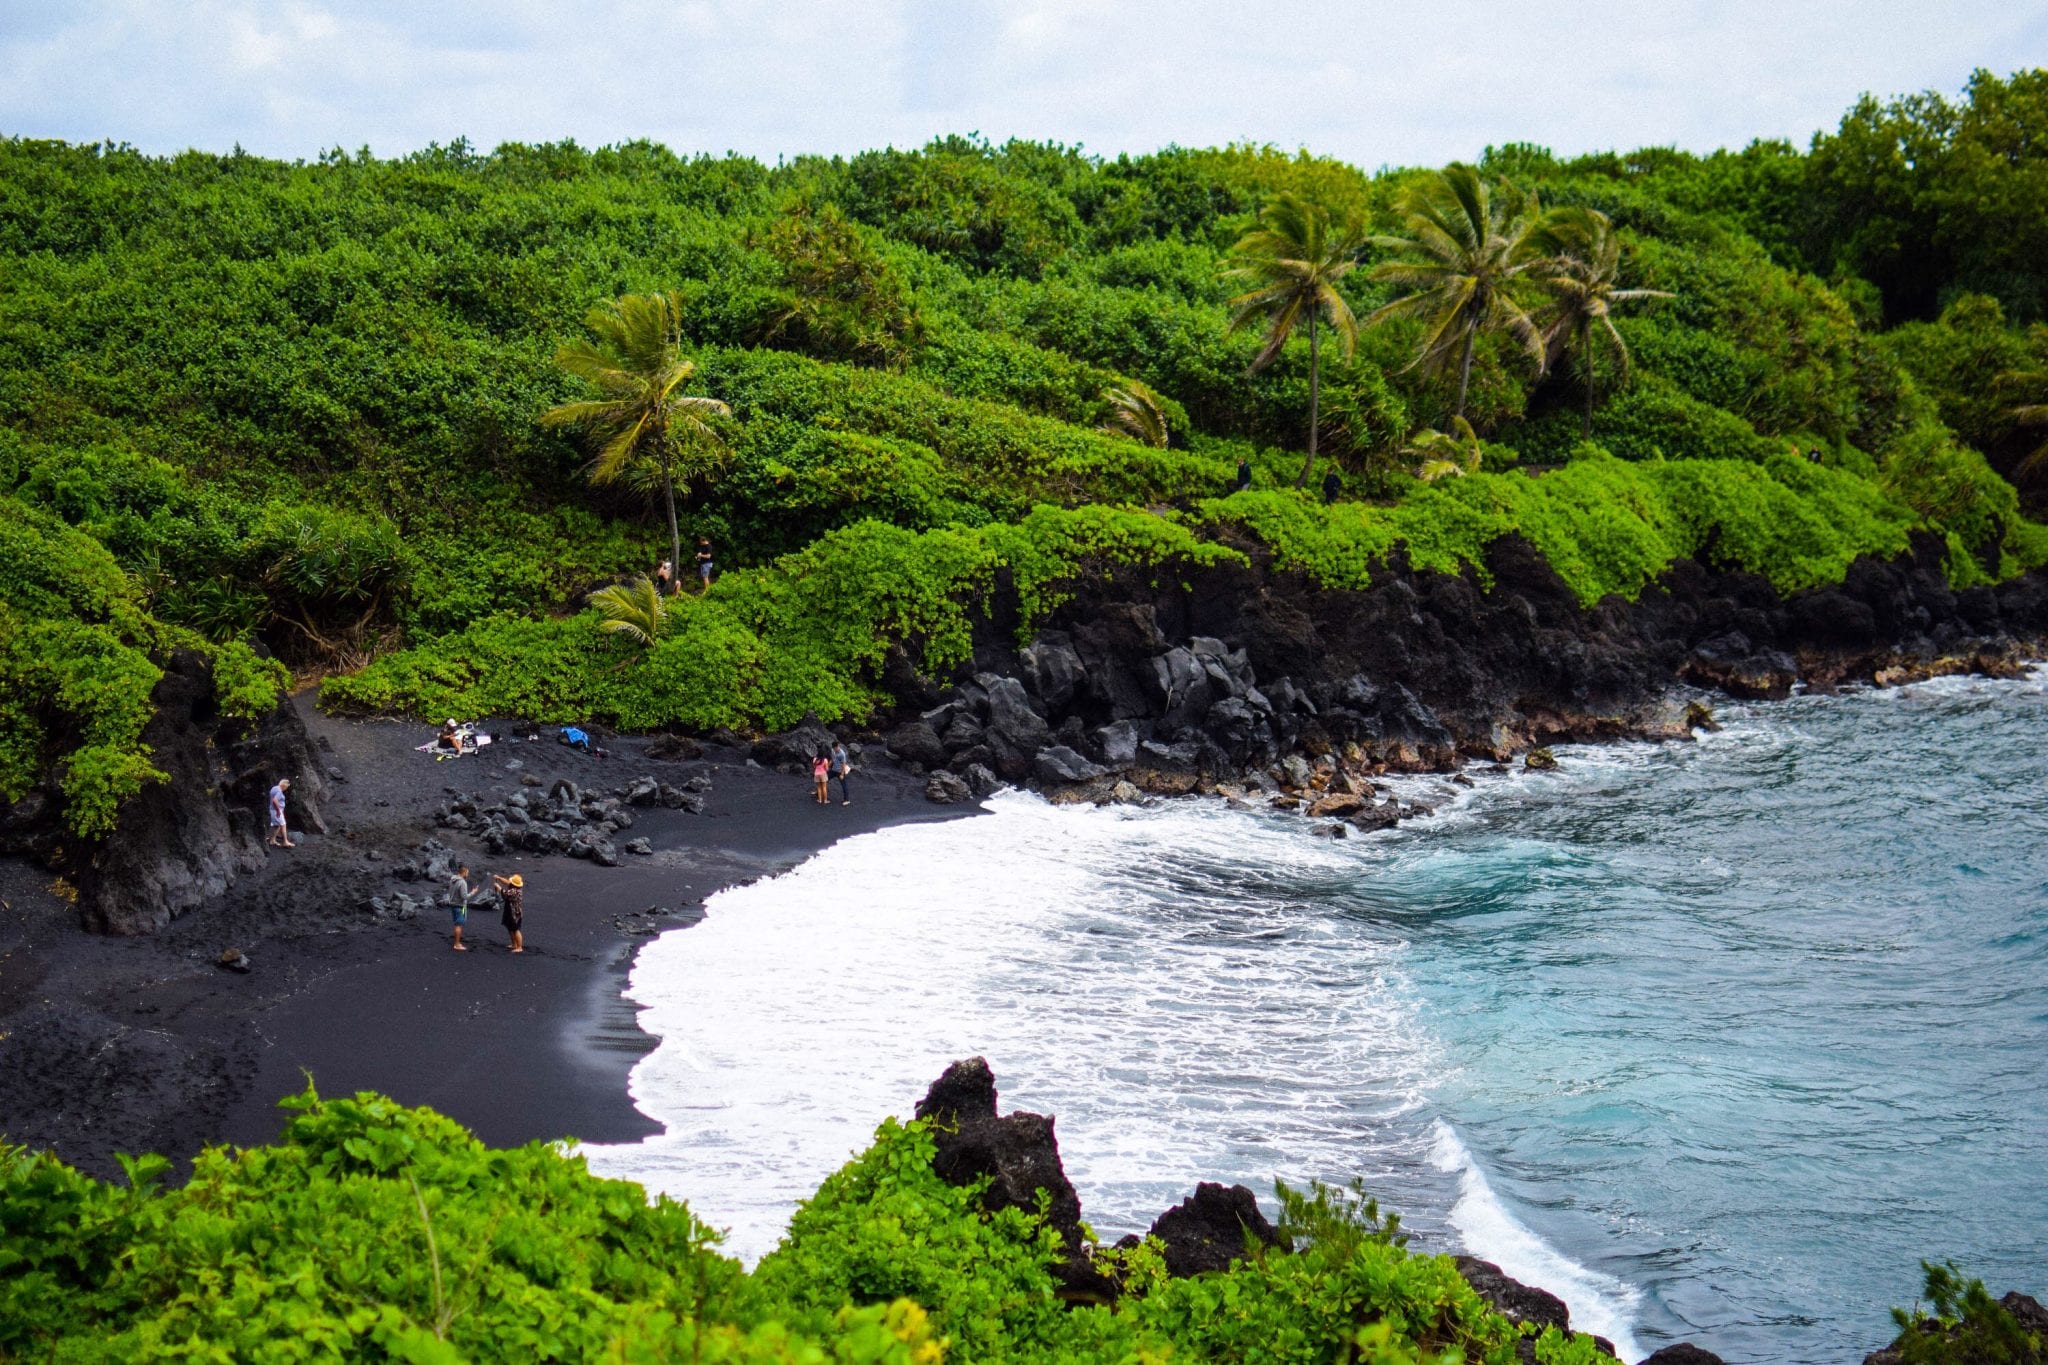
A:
0,1085,1616,1363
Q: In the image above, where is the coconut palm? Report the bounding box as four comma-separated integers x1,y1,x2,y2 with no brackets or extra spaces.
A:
1367,165,1547,421
1224,193,1367,487
1098,380,1170,448
1530,207,1672,436
539,292,731,577
1400,417,1484,482
587,576,664,647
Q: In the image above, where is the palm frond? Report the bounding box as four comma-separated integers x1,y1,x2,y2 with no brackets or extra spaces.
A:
587,576,664,648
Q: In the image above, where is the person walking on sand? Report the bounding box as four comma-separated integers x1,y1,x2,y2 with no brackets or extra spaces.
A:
265,777,295,849
812,750,830,805
491,872,525,953
447,863,477,951
831,740,853,807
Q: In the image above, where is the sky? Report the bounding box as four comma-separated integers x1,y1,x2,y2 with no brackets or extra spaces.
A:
4,1,2046,168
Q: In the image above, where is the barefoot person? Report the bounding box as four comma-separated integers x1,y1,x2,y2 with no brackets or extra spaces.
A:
811,750,831,805
265,777,295,849
492,872,525,953
831,740,853,807
447,863,476,951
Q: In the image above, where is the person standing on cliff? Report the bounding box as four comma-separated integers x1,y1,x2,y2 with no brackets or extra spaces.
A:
447,863,476,952
265,777,294,849
830,740,853,807
492,872,525,953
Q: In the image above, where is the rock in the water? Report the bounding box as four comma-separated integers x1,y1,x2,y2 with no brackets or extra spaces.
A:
1454,1255,1571,1334
1682,701,1722,733
1641,1346,1727,1364
1306,792,1367,818
1524,747,1559,771
925,771,974,804
1144,1182,1285,1278
960,763,1002,799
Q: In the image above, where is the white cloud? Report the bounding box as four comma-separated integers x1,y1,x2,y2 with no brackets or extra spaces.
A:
1,0,2043,165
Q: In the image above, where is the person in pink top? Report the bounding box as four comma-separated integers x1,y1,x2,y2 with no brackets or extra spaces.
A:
811,751,830,805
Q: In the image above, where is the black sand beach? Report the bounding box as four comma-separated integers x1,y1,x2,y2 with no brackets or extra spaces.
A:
0,697,972,1175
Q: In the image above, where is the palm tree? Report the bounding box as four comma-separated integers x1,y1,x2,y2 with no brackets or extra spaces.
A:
1224,193,1366,487
587,576,664,647
1530,207,1671,436
539,292,731,577
1098,380,1170,448
1367,165,1546,421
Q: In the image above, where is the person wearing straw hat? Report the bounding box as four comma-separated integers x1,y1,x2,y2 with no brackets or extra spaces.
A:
491,872,526,953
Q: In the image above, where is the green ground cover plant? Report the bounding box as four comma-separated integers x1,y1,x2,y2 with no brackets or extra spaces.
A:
6,69,2048,835
0,1086,1613,1363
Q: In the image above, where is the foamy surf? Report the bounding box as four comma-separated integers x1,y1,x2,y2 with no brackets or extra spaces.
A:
1431,1119,1643,1362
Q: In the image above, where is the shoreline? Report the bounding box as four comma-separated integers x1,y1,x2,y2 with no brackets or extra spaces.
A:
0,697,980,1175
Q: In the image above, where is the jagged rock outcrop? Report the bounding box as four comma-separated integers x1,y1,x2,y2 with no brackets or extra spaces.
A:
914,1057,1111,1300
1140,1181,1286,1278
1455,1255,1617,1362
78,651,330,936
878,533,2047,814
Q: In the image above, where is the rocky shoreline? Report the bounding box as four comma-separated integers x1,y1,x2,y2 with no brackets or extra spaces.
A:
874,532,2047,827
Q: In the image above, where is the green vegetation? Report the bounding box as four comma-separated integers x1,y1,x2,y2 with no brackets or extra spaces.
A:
0,1085,1616,1363
1887,1262,2048,1364
6,69,2048,836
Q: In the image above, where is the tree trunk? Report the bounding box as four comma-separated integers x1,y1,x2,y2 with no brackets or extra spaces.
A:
659,442,682,590
1454,330,1476,421
1297,310,1320,488
1583,328,1596,439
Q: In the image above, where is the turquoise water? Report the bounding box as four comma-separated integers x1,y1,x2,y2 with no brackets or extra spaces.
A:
590,670,2048,1363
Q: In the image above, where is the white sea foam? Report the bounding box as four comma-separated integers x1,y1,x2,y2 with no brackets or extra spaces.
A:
1430,1120,1644,1362
582,786,1649,1365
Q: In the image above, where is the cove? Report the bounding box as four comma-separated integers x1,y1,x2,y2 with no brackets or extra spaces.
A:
585,670,2048,1365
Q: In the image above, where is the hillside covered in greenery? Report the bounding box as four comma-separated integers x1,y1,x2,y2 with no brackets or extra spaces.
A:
6,69,2048,837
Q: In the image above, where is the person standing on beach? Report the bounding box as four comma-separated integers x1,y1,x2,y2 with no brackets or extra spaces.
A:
492,872,525,953
831,740,853,807
447,863,476,951
265,777,294,849
811,750,831,804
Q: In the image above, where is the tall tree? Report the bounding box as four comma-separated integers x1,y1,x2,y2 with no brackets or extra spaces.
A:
1224,193,1366,487
1367,165,1546,421
539,292,730,577
1530,207,1672,436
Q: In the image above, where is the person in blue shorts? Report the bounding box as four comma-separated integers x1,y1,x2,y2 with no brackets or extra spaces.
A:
447,863,476,952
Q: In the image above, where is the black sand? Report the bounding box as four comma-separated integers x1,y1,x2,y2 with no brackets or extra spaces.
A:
0,698,973,1174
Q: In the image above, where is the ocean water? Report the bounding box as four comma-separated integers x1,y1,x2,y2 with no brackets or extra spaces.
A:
585,671,2048,1363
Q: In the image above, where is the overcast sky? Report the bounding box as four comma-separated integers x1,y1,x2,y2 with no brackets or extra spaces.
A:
5,2,2046,168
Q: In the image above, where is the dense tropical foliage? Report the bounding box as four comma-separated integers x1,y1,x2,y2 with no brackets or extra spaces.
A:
5,71,2048,836
0,1085,1618,1362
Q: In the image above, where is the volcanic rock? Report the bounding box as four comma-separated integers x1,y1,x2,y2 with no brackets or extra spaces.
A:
1143,1182,1285,1277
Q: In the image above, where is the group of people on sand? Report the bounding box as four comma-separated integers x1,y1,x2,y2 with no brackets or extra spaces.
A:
653,536,716,596
446,864,525,953
813,740,854,806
